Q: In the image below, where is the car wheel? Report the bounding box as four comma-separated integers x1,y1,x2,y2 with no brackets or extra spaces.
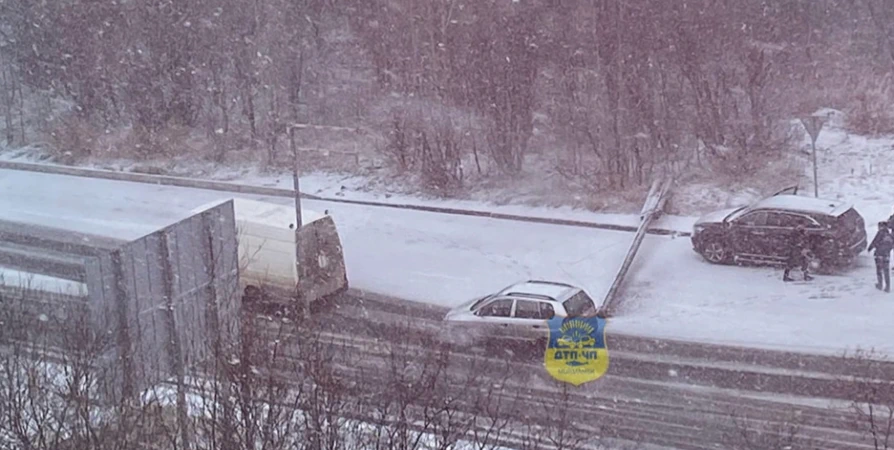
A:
701,240,730,264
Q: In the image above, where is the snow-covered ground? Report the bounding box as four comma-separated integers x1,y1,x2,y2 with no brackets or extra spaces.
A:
0,146,697,233
0,164,892,357
4,109,894,357
808,109,894,224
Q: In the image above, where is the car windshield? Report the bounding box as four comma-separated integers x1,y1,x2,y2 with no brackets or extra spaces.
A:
725,205,750,222
469,294,494,311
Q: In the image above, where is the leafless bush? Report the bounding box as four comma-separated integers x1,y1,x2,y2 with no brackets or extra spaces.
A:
377,97,467,194
188,310,306,450
522,382,590,450
355,322,450,450
464,360,521,450
723,407,809,450
846,75,894,136
294,323,363,450
842,349,894,450
44,114,102,162
0,54,26,147
0,286,168,450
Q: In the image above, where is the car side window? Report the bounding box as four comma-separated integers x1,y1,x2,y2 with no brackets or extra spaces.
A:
786,214,817,228
736,211,768,227
478,299,513,317
768,213,816,228
765,212,786,227
540,302,556,319
515,300,556,319
514,300,542,319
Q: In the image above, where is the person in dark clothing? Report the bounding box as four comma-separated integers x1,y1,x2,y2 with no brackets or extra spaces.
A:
868,221,894,292
783,225,813,282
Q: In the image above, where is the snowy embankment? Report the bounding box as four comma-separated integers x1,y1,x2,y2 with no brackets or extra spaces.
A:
0,146,697,235
3,109,894,357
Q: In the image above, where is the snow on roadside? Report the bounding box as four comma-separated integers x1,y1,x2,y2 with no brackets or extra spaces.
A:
6,166,894,356
244,170,698,233
142,380,655,450
0,145,697,234
808,110,894,226
608,109,894,357
8,110,894,357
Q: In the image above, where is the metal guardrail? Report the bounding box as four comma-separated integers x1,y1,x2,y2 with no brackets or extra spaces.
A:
0,242,89,282
0,160,691,237
0,219,126,281
0,219,125,254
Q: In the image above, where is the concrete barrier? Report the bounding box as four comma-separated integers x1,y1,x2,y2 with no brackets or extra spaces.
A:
0,160,691,237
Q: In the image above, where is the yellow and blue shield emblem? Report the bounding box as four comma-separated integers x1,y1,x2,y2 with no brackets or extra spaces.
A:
544,315,609,386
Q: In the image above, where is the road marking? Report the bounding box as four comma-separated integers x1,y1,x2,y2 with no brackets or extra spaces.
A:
410,271,471,282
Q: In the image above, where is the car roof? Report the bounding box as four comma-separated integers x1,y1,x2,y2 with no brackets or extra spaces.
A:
497,280,579,303
749,194,852,217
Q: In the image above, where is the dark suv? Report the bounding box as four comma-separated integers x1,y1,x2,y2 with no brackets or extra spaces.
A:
691,189,867,270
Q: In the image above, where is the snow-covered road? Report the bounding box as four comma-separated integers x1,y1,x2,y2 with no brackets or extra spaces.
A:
2,168,893,356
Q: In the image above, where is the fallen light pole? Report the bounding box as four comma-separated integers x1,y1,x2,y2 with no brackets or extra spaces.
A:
597,177,673,318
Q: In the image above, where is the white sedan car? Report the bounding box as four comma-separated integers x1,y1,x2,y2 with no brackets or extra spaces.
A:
442,280,600,348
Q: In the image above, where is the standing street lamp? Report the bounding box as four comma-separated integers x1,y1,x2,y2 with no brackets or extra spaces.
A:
800,114,827,198
286,122,366,318
287,124,307,318
288,125,303,230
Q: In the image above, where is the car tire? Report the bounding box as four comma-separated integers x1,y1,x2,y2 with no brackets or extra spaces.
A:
700,239,731,264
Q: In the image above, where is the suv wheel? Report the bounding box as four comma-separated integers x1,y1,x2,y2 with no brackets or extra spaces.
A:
701,240,730,264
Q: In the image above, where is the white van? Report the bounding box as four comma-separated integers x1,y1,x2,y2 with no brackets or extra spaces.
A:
191,197,348,305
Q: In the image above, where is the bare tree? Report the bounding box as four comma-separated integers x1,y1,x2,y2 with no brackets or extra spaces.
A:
190,309,307,450
295,323,361,450
845,349,894,450
0,52,20,146
0,285,169,450
724,407,810,450
463,358,520,450
355,322,449,450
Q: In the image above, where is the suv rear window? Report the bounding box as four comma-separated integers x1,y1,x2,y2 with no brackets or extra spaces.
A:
837,208,863,232
563,291,597,317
